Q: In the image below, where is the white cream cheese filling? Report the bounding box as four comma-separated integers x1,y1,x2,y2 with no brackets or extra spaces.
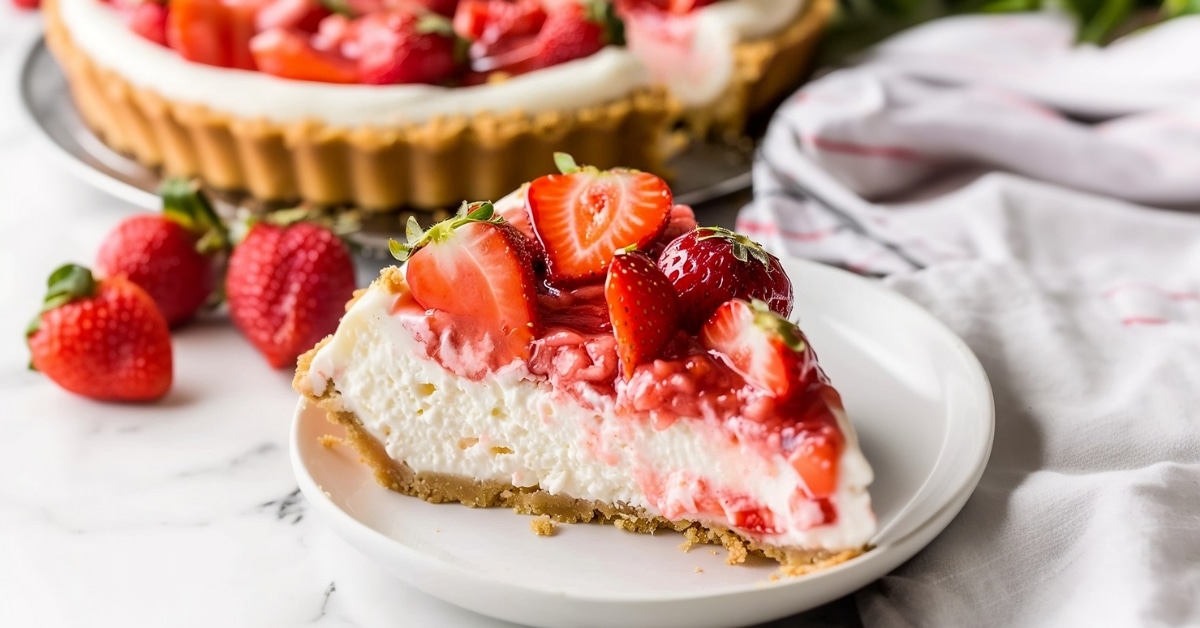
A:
306,278,875,552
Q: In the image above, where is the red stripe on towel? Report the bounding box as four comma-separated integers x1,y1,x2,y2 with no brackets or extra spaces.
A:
803,135,926,161
1122,317,1168,326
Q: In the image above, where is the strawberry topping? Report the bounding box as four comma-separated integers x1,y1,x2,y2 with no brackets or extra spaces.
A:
166,0,269,70
251,27,360,82
129,2,171,46
377,155,846,530
526,153,673,284
699,298,811,399
605,248,681,379
392,202,541,368
355,11,462,85
658,226,793,331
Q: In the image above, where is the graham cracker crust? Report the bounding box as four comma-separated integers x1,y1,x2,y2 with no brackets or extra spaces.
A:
294,330,866,577
43,0,673,211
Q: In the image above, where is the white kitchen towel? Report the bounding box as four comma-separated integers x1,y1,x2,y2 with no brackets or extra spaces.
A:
738,12,1200,628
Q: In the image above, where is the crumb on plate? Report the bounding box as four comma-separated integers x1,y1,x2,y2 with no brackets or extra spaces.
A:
530,515,557,536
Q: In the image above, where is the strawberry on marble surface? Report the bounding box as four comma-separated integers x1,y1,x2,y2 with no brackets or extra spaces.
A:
27,264,174,402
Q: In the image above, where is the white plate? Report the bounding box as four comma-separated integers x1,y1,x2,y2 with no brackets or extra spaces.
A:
290,257,994,628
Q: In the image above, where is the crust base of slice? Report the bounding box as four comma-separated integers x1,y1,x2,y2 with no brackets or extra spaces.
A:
295,341,867,576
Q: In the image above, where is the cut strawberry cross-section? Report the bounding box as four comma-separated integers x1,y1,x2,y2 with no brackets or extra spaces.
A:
605,247,681,379
251,27,359,83
167,0,270,70
526,153,673,285
391,202,541,363
699,298,812,399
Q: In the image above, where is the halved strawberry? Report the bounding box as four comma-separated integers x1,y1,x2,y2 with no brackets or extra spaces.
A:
469,0,612,76
391,202,540,362
527,153,672,284
617,0,717,15
355,11,462,85
699,298,811,399
256,0,330,32
790,428,841,499
605,248,680,379
453,0,545,42
251,28,359,83
129,2,170,46
167,0,269,70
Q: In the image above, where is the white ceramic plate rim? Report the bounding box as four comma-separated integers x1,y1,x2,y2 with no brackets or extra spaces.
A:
289,257,995,606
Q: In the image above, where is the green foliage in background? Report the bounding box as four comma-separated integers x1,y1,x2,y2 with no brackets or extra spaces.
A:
822,0,1194,63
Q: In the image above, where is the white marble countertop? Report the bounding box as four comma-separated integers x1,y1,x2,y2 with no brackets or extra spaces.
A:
0,7,857,626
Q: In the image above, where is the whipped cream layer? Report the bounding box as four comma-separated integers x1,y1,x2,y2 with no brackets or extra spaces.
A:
306,276,875,553
58,0,806,125
58,0,651,127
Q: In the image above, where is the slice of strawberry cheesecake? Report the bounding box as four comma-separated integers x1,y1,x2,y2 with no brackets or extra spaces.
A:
294,155,875,573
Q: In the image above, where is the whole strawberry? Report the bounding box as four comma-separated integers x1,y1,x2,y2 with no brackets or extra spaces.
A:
95,178,227,327
28,264,173,402
226,219,357,369
657,226,793,332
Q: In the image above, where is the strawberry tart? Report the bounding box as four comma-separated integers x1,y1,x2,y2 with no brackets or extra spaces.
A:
44,0,833,211
294,155,875,573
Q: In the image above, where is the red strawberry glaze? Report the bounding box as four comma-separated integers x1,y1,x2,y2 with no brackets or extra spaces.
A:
385,228,846,531
389,275,844,458
636,470,837,536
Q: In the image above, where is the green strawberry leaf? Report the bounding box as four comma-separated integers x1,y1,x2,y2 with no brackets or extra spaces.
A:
554,152,581,174
389,201,502,262
159,177,230,255
27,263,97,338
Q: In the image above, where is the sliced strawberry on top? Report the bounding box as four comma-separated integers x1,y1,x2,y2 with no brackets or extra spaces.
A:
699,298,812,399
129,2,170,46
469,0,611,76
453,0,544,41
391,202,540,362
251,27,359,83
616,0,717,15
527,153,673,284
167,0,269,69
605,248,680,379
354,10,462,85
256,0,330,32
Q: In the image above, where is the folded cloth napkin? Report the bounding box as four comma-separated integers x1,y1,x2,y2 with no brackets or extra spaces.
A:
740,12,1200,627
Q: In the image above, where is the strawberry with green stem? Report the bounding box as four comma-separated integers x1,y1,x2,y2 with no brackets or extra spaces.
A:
95,177,229,327
657,226,792,332
27,264,174,402
390,201,541,364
